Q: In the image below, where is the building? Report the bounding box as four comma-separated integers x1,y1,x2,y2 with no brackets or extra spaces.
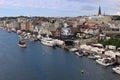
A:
85,22,97,27
20,22,34,31
61,27,72,36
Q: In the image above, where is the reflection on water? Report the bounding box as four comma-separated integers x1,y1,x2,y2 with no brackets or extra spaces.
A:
0,30,120,80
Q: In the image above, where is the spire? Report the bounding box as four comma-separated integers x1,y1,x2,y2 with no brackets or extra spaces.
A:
98,5,102,16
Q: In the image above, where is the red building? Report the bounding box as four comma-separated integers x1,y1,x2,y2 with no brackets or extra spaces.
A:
51,28,61,37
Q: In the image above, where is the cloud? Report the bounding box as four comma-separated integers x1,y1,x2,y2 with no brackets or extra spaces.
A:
0,0,118,16
0,0,5,5
116,6,120,10
115,4,120,11
104,0,120,2
0,0,96,11
0,0,118,10
80,5,96,11
112,12,120,15
0,0,103,10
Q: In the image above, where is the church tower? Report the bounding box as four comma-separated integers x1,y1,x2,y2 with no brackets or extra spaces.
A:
98,5,102,16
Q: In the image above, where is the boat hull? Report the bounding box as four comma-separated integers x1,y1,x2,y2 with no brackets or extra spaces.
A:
96,59,110,66
41,38,55,47
75,52,83,57
113,67,120,74
18,44,26,48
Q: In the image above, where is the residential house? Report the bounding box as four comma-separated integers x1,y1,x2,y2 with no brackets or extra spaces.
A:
61,27,72,36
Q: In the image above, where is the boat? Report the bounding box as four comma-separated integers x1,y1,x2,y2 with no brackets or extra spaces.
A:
17,30,22,35
88,53,101,60
75,51,83,57
96,58,115,66
69,48,78,52
54,39,64,47
41,37,55,47
74,50,83,57
94,55,102,59
18,40,26,48
37,34,42,41
88,54,97,59
113,66,120,74
11,28,16,32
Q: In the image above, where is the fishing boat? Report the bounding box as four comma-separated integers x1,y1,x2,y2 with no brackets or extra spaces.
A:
18,40,26,48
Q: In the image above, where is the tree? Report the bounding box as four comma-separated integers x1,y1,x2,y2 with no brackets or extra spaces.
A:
98,37,120,48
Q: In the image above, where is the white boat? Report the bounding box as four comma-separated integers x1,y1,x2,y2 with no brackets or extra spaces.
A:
17,30,22,35
7,28,11,32
88,55,96,59
41,37,55,47
94,55,101,59
69,48,78,52
96,58,115,66
11,28,16,32
75,52,83,57
88,53,101,60
18,40,26,48
37,34,42,40
54,39,64,47
113,66,120,74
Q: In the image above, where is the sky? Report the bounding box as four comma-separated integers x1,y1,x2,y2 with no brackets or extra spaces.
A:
0,0,120,17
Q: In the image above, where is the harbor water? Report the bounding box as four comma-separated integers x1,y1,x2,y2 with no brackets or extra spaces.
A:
0,30,120,80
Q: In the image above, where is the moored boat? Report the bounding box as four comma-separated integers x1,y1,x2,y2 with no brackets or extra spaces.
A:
96,58,115,66
18,40,26,48
113,66,120,74
54,39,64,47
41,37,55,47
69,47,78,52
88,53,101,60
75,51,83,57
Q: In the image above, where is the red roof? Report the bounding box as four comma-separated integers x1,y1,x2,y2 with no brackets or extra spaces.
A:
85,22,96,27
40,18,48,22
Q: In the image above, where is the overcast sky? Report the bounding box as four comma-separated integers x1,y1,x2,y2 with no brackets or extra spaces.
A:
0,0,120,17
